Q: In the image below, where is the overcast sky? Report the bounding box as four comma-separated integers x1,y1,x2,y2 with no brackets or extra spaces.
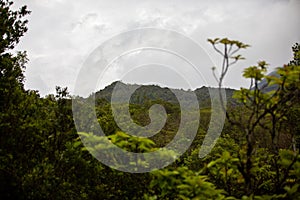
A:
14,0,300,96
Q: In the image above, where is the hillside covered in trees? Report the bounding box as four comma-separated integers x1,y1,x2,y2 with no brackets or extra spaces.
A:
1,1,300,199
94,81,236,108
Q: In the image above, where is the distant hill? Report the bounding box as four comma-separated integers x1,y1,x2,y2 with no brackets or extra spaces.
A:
94,81,237,108
257,71,279,93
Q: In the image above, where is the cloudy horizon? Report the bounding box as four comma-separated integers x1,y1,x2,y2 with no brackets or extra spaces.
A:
14,0,300,96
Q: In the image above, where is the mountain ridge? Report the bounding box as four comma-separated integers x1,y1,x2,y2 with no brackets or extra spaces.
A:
94,81,237,108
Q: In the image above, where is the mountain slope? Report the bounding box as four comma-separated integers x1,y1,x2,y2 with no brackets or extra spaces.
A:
94,81,236,108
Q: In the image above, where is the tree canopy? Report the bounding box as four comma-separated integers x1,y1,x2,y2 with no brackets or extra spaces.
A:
0,1,299,199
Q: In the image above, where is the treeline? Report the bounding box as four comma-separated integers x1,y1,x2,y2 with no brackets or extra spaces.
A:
94,81,237,108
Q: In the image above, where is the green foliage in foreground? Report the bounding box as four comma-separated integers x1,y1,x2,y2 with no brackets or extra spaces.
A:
1,0,300,199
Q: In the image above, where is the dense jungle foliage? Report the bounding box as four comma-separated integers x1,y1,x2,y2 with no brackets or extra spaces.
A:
1,1,299,199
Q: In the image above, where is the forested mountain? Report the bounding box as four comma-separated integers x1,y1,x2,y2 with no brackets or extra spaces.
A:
95,81,237,108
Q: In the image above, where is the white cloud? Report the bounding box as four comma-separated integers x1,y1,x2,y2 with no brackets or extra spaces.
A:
13,0,300,96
